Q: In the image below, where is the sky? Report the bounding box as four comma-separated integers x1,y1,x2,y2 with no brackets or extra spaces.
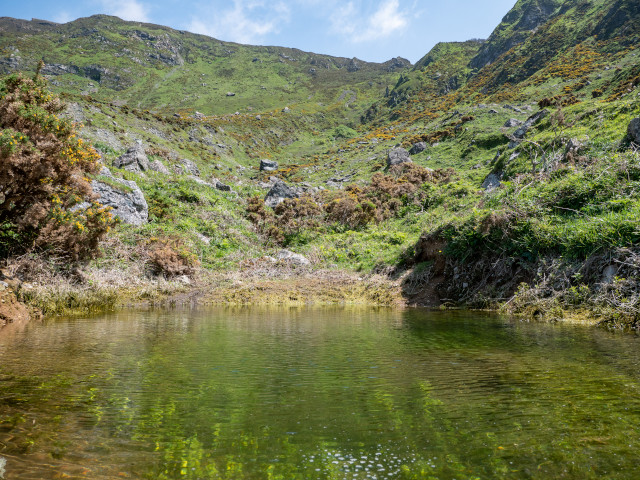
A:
1,0,518,63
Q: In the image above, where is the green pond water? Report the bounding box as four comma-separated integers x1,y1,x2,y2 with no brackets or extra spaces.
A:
0,308,640,479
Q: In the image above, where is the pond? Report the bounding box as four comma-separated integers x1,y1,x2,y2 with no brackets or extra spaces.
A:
0,307,639,479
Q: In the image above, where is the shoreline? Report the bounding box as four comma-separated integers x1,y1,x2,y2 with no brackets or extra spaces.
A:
0,263,618,331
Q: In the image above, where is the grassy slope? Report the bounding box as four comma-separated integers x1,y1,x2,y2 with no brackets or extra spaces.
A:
1,0,640,322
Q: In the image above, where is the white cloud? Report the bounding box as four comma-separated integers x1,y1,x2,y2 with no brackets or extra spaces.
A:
53,11,74,24
101,0,150,22
188,1,290,45
331,0,409,43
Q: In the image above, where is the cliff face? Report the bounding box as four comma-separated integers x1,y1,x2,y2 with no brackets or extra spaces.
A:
469,0,563,69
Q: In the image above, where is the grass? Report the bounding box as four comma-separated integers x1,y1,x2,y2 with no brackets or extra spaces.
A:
1,1,640,324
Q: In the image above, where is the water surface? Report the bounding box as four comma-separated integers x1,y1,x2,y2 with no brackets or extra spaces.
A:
0,307,639,479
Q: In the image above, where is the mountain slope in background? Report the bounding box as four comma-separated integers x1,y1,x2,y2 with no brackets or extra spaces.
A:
0,15,410,116
0,0,639,322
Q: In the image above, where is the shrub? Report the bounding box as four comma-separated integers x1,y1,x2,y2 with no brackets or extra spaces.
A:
148,238,198,278
0,65,115,261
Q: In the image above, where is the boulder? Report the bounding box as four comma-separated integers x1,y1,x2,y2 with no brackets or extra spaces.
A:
387,147,412,167
260,159,279,172
148,159,170,175
409,142,427,155
503,118,522,128
628,118,640,144
113,141,149,172
510,110,549,147
564,138,585,160
91,177,148,226
180,159,200,176
482,172,503,192
264,179,298,208
276,249,310,266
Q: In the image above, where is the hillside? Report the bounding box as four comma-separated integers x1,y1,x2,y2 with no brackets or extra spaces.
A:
1,0,640,327
0,15,409,116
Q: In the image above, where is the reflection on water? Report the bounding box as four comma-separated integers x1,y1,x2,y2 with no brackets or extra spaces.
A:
1,307,640,479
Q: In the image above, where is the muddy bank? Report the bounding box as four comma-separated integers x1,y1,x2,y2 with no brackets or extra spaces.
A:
401,232,640,329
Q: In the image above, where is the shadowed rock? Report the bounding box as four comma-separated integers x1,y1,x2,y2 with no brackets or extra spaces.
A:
387,147,412,167
113,141,149,172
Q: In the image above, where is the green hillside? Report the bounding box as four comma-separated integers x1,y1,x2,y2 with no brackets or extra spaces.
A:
1,0,640,325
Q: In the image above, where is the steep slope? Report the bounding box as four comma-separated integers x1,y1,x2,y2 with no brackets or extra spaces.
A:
0,15,410,115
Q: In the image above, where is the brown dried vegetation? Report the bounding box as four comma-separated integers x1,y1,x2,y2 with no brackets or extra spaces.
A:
0,65,115,261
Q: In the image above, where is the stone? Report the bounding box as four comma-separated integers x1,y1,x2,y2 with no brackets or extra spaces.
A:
488,109,499,114
180,159,200,176
409,142,428,155
601,264,618,283
564,138,585,159
387,147,412,167
148,159,170,175
628,118,640,144
276,249,310,266
260,159,279,172
264,179,298,208
91,177,148,226
482,172,503,192
282,107,290,113
504,104,524,113
511,110,549,142
113,141,149,172
503,118,522,128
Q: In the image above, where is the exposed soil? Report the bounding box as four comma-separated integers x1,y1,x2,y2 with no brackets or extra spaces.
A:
0,288,32,328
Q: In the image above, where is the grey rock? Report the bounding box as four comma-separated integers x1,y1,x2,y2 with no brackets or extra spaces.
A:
276,249,310,266
482,172,503,192
489,109,499,114
265,179,298,208
226,92,236,97
387,147,412,167
503,118,522,128
504,104,524,113
409,142,428,155
601,264,618,284
149,159,170,175
565,138,584,159
282,107,291,113
180,159,200,176
628,118,640,144
113,141,149,172
92,177,148,226
212,178,232,192
260,159,279,171
512,110,549,141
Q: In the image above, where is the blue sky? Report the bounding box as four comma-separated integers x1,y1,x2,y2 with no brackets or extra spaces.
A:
2,1,517,63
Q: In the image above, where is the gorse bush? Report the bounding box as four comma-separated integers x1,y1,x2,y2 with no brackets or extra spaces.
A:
0,64,115,261
247,164,454,245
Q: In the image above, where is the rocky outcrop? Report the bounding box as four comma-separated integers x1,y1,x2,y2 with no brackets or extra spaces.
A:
628,118,640,144
276,249,310,266
409,142,427,155
387,147,412,167
469,0,562,69
260,159,279,171
92,168,148,225
149,159,170,175
180,159,200,176
482,172,503,191
503,118,522,128
509,110,549,146
264,179,299,208
113,141,149,172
